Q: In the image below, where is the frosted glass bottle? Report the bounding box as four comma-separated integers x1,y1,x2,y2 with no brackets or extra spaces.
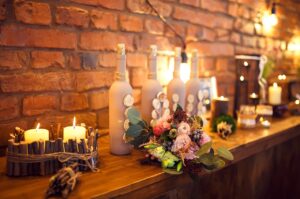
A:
167,47,186,113
109,44,133,155
185,49,202,116
141,45,163,124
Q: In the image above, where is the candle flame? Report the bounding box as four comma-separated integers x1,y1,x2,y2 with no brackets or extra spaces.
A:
295,100,300,105
273,82,278,87
73,117,76,129
239,75,245,81
36,123,40,132
220,96,224,100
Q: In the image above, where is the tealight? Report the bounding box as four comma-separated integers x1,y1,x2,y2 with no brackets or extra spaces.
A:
24,123,49,143
63,117,86,142
261,120,271,128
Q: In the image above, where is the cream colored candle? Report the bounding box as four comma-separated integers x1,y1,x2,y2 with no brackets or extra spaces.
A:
24,123,49,143
268,82,282,105
63,117,86,142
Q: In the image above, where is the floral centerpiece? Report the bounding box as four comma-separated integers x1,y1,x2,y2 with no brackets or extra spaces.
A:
124,105,233,174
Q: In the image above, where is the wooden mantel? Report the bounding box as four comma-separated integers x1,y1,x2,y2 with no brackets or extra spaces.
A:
0,116,299,199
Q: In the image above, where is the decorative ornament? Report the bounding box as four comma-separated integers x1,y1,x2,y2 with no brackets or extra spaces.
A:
217,122,233,139
172,94,179,112
123,94,134,131
150,92,170,126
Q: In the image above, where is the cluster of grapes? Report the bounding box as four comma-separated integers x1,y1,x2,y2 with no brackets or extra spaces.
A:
190,129,203,143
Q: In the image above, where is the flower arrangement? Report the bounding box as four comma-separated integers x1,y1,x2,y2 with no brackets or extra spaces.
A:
124,105,233,174
212,115,236,139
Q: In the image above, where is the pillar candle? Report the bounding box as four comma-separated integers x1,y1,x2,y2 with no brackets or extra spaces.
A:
24,123,49,143
211,96,229,123
63,117,86,142
268,82,282,105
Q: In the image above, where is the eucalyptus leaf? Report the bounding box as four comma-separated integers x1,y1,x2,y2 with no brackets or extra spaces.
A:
217,147,234,161
176,161,183,172
127,107,141,124
195,141,212,157
198,153,214,167
144,143,160,149
163,168,183,175
126,124,143,138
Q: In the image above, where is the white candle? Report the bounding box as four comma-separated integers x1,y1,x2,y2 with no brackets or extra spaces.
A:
63,117,86,142
24,123,49,143
268,82,282,105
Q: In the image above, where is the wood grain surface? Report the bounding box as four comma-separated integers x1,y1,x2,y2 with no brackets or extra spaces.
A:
0,116,299,199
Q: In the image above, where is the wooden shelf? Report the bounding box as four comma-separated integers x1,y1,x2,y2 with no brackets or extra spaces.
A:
0,116,299,199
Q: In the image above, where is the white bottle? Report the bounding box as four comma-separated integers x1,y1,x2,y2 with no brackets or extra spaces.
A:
167,47,186,113
185,49,202,116
141,45,163,124
109,44,133,155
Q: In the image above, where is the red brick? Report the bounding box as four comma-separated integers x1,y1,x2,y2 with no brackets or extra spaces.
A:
75,71,114,91
31,51,65,69
242,35,256,47
173,6,214,28
0,0,7,20
70,0,98,6
79,31,134,51
238,5,250,19
61,93,88,111
89,90,109,110
216,29,229,42
130,67,146,87
127,0,171,17
98,0,125,10
216,58,230,72
23,95,58,116
0,97,19,120
200,58,215,71
214,15,233,29
230,32,241,44
202,28,217,41
187,42,234,56
98,53,116,67
145,18,164,35
228,3,238,16
97,108,108,128
179,0,199,7
187,25,203,41
90,10,117,30
257,37,266,49
14,0,51,25
0,24,77,49
234,19,254,34
0,50,28,70
135,35,172,51
67,53,81,70
120,15,143,32
0,72,74,92
56,6,89,27
127,53,147,68
201,0,227,13
165,22,186,38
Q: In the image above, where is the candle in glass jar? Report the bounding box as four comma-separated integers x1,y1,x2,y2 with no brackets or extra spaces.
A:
63,117,86,142
24,123,49,143
211,96,229,124
268,82,282,105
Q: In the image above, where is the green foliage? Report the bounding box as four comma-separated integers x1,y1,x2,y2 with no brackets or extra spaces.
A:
195,141,212,157
126,124,143,138
176,161,183,172
196,153,225,170
217,147,234,161
163,168,183,175
127,107,141,124
212,115,236,133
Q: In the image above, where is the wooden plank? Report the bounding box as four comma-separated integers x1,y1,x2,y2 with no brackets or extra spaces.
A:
0,116,299,199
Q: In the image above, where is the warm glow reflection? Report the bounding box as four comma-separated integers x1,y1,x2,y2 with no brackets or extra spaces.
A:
288,36,300,52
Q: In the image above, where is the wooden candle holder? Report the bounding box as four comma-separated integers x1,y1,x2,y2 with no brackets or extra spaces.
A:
6,133,100,177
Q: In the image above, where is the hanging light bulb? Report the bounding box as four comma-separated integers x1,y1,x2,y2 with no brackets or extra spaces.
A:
180,50,190,83
262,2,278,31
270,2,278,26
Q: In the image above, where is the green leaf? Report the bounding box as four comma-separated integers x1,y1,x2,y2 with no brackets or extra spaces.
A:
127,107,141,124
144,143,159,149
195,141,212,157
198,153,214,167
126,124,143,138
176,161,183,172
217,147,234,161
213,158,226,169
198,154,226,170
163,168,183,175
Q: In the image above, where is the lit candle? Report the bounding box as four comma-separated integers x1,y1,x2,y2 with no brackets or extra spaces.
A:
24,123,49,143
63,117,86,142
249,92,258,99
268,82,282,105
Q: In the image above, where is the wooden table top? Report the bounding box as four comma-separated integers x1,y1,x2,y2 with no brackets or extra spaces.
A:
0,116,299,199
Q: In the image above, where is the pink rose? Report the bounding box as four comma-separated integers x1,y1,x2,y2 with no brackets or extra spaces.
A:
177,122,191,135
199,132,211,146
153,125,164,136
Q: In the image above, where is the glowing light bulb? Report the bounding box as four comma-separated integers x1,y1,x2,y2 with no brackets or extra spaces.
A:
240,75,245,82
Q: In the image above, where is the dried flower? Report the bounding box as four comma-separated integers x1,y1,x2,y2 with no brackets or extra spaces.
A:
177,122,191,135
199,132,211,146
171,134,191,153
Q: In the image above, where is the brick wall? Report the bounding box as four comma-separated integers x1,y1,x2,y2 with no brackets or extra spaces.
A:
0,0,299,147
